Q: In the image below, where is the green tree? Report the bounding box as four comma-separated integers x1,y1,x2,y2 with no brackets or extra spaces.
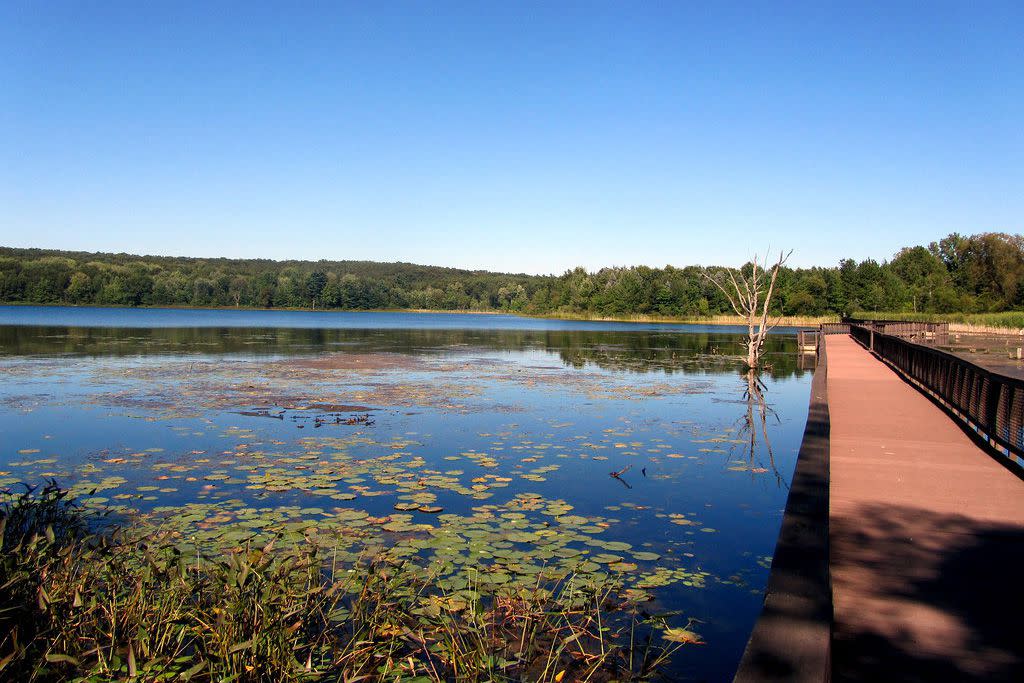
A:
65,272,93,303
307,271,327,309
889,246,953,312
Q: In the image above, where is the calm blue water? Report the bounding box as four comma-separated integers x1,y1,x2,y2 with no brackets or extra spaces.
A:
0,305,797,333
0,306,812,682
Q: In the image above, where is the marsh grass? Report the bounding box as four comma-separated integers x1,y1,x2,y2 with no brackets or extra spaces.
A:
0,483,680,682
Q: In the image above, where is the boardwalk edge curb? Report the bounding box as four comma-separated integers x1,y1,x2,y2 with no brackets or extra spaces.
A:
733,335,833,683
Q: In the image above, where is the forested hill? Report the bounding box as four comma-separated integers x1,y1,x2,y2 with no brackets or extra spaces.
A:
2,232,1023,318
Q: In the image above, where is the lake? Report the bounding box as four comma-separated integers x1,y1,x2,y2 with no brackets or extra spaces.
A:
0,306,813,681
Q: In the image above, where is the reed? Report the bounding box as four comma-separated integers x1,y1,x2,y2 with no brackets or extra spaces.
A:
536,312,839,326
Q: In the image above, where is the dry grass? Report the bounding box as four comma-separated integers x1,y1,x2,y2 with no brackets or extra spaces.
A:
537,312,838,326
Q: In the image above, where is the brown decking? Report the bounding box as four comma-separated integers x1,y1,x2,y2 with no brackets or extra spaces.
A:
827,334,1024,682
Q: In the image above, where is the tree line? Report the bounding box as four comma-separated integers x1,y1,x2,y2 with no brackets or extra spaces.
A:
1,232,1022,318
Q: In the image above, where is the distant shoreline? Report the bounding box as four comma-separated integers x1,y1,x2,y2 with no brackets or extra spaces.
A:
0,301,836,327
9,303,1022,332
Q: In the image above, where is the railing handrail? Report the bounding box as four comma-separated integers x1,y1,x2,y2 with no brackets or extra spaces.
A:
842,318,949,336
819,322,850,335
843,317,947,324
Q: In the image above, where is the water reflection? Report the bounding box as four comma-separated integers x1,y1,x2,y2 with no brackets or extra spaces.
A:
0,325,808,378
738,370,785,487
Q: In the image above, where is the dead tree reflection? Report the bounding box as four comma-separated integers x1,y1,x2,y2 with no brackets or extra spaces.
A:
737,370,787,488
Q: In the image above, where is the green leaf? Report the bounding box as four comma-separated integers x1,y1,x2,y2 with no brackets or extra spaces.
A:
181,660,207,680
229,639,254,653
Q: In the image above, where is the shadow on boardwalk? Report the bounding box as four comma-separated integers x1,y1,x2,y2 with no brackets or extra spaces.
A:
832,502,1024,683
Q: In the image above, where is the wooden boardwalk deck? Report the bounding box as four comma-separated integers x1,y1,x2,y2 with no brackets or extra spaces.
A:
826,334,1024,682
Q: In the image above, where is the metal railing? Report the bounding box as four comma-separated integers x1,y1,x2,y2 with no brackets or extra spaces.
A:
850,324,1024,463
820,322,851,335
844,319,948,336
875,321,948,336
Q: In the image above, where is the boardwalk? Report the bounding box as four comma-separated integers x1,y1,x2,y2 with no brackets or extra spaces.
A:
827,334,1024,682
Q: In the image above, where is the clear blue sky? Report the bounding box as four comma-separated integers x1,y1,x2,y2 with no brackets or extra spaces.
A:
1,2,1021,275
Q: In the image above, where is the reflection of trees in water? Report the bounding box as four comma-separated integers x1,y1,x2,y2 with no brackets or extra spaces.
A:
0,325,807,378
554,333,805,378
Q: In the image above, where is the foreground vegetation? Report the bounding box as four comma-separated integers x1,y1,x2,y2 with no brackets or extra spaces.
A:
3,231,1024,318
0,483,684,682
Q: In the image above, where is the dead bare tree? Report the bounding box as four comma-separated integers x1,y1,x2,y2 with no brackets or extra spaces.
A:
703,250,792,370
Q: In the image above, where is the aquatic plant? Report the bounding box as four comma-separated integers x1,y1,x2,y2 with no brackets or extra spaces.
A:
0,484,683,682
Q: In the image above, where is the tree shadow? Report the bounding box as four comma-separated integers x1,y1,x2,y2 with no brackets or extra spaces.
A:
831,502,1024,682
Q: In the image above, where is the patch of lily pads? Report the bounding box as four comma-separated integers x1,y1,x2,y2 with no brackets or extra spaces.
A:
116,490,712,598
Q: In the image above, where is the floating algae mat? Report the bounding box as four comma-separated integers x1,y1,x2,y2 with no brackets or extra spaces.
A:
0,309,813,682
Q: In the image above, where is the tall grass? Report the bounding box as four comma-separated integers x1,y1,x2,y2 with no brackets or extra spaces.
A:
0,483,679,682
